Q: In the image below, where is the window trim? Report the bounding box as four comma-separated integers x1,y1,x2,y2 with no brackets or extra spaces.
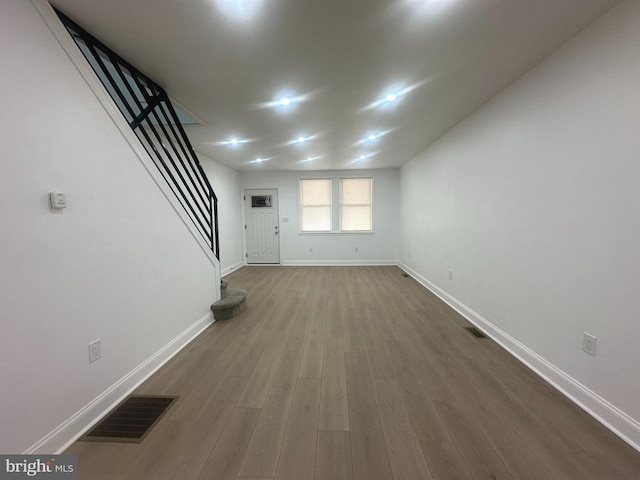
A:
298,176,374,235
299,178,333,233
339,177,373,233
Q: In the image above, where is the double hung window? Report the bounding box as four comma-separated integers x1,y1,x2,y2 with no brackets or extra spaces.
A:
299,177,372,233
299,179,332,232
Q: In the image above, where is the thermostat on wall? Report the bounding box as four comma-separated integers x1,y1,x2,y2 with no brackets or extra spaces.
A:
49,192,67,209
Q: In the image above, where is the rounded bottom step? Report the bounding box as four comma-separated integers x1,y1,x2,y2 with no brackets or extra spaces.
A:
211,288,247,320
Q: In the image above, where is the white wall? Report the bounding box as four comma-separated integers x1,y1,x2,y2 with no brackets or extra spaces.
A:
400,0,640,448
198,154,244,275
0,1,218,453
240,169,399,265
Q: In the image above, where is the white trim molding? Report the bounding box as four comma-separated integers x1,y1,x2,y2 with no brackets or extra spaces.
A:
221,261,245,277
399,262,640,454
282,260,397,267
26,312,215,454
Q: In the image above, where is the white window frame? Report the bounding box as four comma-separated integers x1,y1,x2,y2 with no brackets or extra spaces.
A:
298,176,374,235
299,178,332,233
339,177,373,232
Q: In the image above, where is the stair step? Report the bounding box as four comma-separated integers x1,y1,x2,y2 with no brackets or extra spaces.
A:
211,288,247,320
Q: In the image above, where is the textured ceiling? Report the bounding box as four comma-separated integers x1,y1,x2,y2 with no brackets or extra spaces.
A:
51,0,619,172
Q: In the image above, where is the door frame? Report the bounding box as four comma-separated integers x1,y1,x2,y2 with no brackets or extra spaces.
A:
242,188,281,265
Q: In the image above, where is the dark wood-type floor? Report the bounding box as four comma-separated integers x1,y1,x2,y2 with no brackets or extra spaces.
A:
67,266,640,479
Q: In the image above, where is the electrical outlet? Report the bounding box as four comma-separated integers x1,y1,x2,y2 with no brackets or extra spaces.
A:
449,270,453,280
354,246,358,252
582,333,597,357
309,247,313,253
89,339,101,363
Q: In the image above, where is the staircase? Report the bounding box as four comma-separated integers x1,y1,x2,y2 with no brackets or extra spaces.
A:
211,280,247,320
56,9,219,259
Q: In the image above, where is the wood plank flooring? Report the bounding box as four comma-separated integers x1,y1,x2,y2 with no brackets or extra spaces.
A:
66,266,640,479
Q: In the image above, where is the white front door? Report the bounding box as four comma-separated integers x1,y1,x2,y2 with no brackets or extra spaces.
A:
245,189,280,264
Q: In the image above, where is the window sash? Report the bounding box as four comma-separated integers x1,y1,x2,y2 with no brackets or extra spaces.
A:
340,178,372,232
300,179,332,232
299,177,373,233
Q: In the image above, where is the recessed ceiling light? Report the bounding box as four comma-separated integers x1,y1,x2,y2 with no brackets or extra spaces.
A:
355,130,391,146
220,137,249,146
364,82,429,110
353,152,375,163
286,134,318,146
260,91,314,110
249,157,267,164
365,89,404,109
215,0,265,23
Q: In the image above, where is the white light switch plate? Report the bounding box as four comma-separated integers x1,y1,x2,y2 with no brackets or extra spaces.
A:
49,192,67,209
583,333,597,356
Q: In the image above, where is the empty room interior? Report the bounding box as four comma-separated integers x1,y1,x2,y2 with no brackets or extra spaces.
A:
2,0,640,478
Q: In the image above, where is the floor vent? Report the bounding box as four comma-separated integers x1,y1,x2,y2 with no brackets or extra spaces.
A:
465,326,487,338
81,395,178,443
402,273,410,277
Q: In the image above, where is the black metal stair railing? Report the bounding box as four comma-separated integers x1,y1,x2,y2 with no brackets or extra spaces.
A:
55,8,219,259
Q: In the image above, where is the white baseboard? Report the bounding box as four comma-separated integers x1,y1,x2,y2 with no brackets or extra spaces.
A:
398,262,640,454
281,259,398,267
221,261,244,277
26,312,215,455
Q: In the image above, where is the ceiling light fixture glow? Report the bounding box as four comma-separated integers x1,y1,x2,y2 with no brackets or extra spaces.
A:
286,134,318,146
355,130,391,146
353,152,376,163
260,91,315,110
364,80,430,110
367,89,404,109
215,0,265,24
300,155,320,163
220,137,250,146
